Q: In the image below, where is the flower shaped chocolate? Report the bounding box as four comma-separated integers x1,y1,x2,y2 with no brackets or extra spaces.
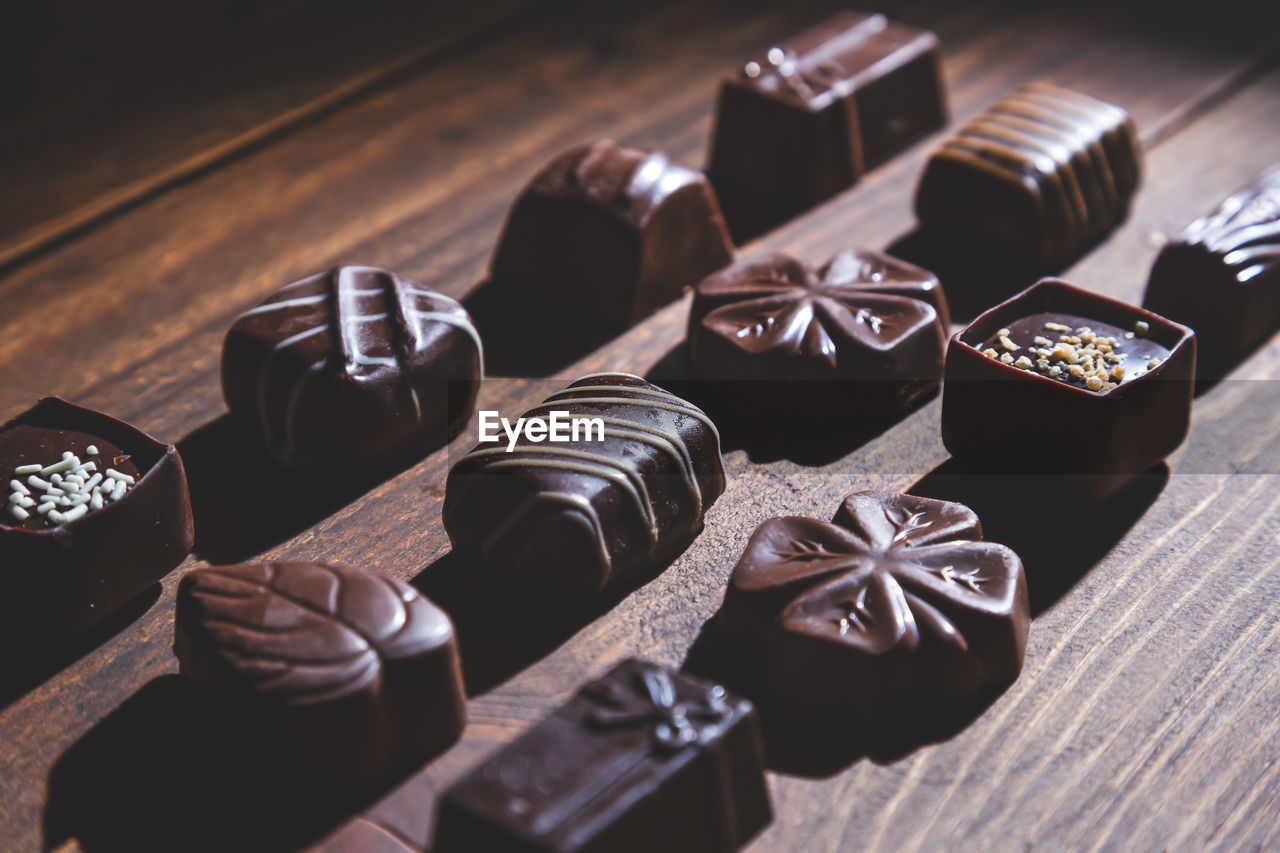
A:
719,491,1029,713
688,250,949,418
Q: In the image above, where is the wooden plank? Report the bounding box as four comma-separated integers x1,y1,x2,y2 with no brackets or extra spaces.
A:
0,0,541,270
2,0,1279,850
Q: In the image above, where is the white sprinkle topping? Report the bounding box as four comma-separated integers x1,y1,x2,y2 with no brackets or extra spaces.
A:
8,444,131,527
9,505,29,521
61,504,89,522
40,455,78,476
86,445,98,455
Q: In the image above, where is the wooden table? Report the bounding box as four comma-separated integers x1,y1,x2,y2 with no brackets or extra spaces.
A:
3,0,1279,850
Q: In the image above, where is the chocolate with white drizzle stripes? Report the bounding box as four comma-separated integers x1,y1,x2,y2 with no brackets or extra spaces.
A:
915,83,1141,266
443,374,726,595
222,266,482,469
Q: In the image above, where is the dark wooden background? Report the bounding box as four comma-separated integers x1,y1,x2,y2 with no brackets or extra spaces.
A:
3,0,1279,850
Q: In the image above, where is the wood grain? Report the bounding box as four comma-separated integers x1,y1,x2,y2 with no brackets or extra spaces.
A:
0,0,540,270
1,0,1279,850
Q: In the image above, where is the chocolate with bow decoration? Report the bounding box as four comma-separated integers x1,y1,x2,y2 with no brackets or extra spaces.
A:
221,265,483,470
1144,163,1280,381
174,561,466,790
688,249,949,418
433,659,771,853
491,140,734,329
718,491,1030,714
708,11,945,216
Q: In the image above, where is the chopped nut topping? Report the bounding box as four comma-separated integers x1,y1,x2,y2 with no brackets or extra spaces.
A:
1086,375,1104,391
1048,365,1062,377
1033,336,1052,347
1044,322,1070,332
1134,320,1150,336
1000,352,1014,364
983,348,999,359
1148,357,1161,369
1111,365,1125,380
1014,356,1033,369
999,335,1019,351
997,327,1011,338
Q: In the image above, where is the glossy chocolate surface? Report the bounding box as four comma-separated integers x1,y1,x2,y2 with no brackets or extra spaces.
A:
0,398,192,636
1144,163,1280,379
491,140,734,329
688,249,948,417
222,265,482,469
709,11,944,210
433,659,771,853
942,278,1195,481
174,561,464,790
916,83,1141,267
444,373,725,595
977,312,1170,393
719,491,1029,714
1,426,139,530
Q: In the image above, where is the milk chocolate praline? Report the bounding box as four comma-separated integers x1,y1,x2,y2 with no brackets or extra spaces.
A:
718,491,1029,714
942,278,1195,489
688,249,948,418
0,397,193,636
222,265,482,470
175,561,465,790
490,140,734,329
708,12,945,212
1144,163,1280,381
916,84,1141,268
444,374,725,596
433,659,771,853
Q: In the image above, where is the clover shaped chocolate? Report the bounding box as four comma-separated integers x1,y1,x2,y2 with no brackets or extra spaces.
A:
688,250,948,418
719,491,1029,713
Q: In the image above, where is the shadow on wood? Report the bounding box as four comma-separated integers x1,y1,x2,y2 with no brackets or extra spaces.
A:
463,279,616,378
909,460,1170,615
178,416,405,564
885,228,1059,323
0,584,160,714
42,674,431,853
412,546,691,697
645,342,932,466
682,616,1001,778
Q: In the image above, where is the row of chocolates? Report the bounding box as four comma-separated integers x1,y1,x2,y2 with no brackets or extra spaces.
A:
3,8,1278,851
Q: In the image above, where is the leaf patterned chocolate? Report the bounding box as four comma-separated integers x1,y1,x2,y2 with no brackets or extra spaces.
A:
433,659,771,853
1144,163,1280,379
719,491,1029,713
915,83,1142,266
444,373,725,595
490,140,734,329
221,265,482,469
688,249,948,417
174,561,465,789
